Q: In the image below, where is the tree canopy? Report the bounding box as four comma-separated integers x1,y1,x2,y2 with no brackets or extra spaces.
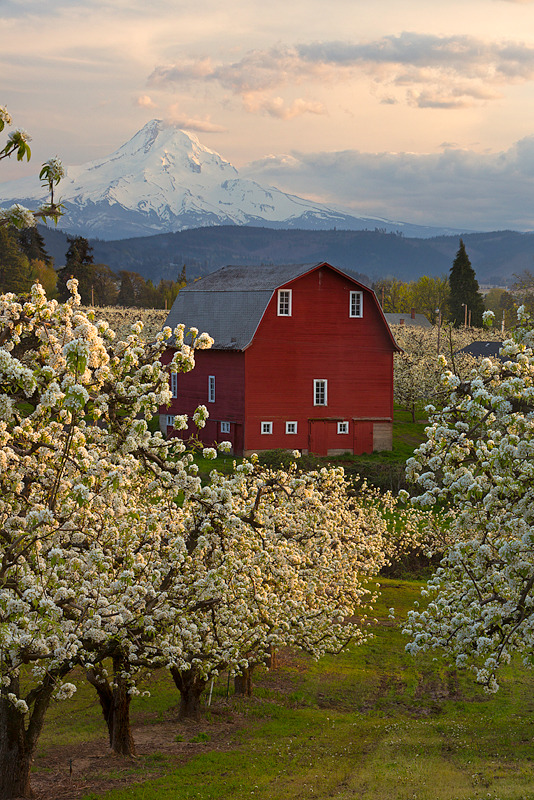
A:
0,278,420,798
404,307,534,693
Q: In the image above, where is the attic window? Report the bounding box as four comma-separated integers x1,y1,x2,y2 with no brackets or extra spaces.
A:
277,289,292,316
170,372,178,398
349,291,363,318
208,375,215,403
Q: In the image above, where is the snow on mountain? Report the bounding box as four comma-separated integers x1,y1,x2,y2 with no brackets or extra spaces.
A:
0,120,461,240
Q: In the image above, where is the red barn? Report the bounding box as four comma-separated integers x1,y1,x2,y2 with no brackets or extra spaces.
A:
159,262,400,456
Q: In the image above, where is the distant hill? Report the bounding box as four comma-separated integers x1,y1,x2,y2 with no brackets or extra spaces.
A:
39,225,534,286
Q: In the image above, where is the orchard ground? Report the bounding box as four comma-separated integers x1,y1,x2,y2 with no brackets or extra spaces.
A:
32,579,534,800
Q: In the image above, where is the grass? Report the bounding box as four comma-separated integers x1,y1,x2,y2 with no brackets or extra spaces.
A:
318,407,428,491
34,579,534,800
155,405,427,490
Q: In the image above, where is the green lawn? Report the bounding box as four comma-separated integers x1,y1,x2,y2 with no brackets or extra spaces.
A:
35,579,534,800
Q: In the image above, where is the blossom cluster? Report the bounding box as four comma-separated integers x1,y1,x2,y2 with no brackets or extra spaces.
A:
403,310,534,690
392,323,504,420
0,281,393,776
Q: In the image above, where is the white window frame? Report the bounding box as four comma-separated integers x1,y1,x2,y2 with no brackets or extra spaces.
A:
261,421,273,434
170,372,178,398
220,421,231,434
208,375,215,403
313,379,328,407
349,291,363,318
277,289,292,316
337,421,349,434
166,415,175,427
285,421,298,434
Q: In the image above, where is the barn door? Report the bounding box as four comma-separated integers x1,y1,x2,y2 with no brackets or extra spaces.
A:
353,421,374,454
309,420,329,455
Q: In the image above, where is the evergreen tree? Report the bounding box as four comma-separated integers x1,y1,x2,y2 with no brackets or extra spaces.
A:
17,226,53,268
117,271,136,306
448,239,485,327
57,236,95,303
65,235,94,267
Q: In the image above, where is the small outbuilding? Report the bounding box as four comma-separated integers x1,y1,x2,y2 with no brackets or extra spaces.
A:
160,262,400,456
384,311,431,328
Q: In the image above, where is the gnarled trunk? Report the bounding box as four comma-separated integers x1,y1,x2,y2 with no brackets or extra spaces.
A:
0,672,62,800
170,667,207,721
86,654,136,756
0,696,32,799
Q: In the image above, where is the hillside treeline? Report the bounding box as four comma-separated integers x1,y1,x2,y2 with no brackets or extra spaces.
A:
0,227,186,308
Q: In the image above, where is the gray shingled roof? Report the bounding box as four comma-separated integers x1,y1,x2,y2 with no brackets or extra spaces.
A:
456,341,504,359
181,263,322,292
164,263,354,350
385,313,432,328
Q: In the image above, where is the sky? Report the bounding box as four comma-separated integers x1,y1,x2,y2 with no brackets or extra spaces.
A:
4,0,534,231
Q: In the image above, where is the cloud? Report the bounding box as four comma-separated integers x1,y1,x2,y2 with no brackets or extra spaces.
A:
136,95,157,108
148,32,534,111
163,105,227,132
243,137,534,232
242,95,326,119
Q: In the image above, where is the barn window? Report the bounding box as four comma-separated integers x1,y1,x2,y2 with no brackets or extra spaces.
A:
286,421,298,434
337,421,349,434
277,289,292,316
314,379,328,406
349,291,363,318
261,421,273,434
170,372,178,398
220,421,231,434
166,415,175,427
208,375,215,403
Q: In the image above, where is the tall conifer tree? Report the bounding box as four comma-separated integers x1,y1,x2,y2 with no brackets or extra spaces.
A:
57,236,95,303
449,239,485,327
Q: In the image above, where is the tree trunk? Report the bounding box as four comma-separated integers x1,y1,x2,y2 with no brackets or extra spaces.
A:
234,665,254,697
0,671,61,800
86,655,136,756
0,696,32,799
170,667,207,721
267,646,277,670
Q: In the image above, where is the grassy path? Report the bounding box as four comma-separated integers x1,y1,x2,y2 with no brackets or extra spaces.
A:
35,580,534,800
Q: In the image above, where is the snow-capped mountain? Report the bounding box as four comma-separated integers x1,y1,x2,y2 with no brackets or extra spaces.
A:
0,120,459,240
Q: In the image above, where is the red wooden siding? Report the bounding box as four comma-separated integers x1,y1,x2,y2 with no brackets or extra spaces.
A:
244,266,394,455
160,349,245,451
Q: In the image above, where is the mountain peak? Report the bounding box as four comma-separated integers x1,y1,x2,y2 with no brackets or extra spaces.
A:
0,121,458,241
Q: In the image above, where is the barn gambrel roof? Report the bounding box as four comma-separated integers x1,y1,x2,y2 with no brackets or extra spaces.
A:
164,262,397,350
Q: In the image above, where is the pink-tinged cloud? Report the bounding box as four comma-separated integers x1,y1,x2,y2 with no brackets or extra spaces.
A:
242,95,326,119
148,32,534,111
136,95,157,108
163,105,227,133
